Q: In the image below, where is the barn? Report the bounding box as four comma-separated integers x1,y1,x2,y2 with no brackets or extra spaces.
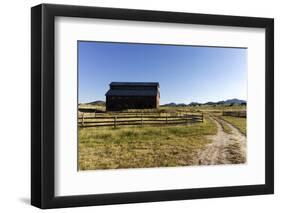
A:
105,82,160,111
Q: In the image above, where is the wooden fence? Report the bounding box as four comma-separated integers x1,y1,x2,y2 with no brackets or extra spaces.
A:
222,111,246,118
78,113,204,128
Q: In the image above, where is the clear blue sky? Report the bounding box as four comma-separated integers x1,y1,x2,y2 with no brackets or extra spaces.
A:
78,41,247,104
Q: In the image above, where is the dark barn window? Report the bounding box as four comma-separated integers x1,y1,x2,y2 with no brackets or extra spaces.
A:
105,82,160,111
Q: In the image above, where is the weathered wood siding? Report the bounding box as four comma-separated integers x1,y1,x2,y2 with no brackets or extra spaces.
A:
106,95,159,111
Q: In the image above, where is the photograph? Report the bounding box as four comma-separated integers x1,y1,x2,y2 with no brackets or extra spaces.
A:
77,41,247,171
30,3,274,209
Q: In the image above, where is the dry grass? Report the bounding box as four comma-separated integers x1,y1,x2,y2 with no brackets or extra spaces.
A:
221,116,246,135
78,117,217,170
225,143,246,164
213,116,232,134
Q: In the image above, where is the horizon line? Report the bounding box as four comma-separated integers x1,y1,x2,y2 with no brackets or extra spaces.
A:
79,98,247,105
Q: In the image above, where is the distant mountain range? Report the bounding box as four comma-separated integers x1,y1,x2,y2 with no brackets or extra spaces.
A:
83,100,106,106
162,99,246,107
82,99,246,107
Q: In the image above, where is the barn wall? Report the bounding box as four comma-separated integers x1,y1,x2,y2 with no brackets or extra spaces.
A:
106,96,158,111
156,93,160,108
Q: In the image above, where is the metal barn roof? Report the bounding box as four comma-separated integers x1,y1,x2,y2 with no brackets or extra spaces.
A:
110,82,159,87
106,89,158,97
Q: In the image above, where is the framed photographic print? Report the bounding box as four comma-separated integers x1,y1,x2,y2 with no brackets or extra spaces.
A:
31,3,274,209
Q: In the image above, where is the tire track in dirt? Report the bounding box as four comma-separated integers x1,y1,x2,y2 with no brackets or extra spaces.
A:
197,115,246,165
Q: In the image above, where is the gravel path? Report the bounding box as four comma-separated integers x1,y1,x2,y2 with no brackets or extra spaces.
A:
197,116,246,165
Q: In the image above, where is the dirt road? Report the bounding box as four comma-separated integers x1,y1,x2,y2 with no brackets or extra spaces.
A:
197,116,246,165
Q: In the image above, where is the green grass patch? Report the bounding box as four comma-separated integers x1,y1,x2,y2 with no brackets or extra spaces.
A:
78,117,217,170
213,116,232,134
221,116,246,135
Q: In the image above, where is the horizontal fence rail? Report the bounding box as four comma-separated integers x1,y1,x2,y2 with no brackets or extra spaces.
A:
222,111,246,118
78,113,204,128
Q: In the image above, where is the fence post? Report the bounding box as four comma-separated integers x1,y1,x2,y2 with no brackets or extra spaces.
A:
82,113,85,127
141,114,143,126
166,115,168,124
114,116,117,128
201,113,204,122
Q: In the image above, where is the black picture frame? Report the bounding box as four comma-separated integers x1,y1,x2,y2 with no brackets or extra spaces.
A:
31,3,274,209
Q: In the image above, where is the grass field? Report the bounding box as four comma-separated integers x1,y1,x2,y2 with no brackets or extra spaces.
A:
79,117,217,170
78,103,246,114
78,104,246,170
220,116,246,135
